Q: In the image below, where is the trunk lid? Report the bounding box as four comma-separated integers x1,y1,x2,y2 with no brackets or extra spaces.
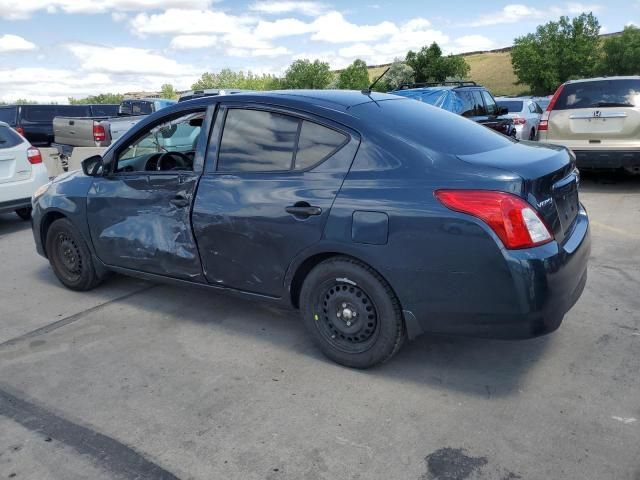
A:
457,142,579,243
0,126,30,185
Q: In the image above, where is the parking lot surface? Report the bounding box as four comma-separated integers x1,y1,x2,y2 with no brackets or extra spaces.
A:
0,173,638,480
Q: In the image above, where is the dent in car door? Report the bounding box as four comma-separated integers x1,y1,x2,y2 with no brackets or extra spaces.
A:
192,106,360,297
87,172,203,280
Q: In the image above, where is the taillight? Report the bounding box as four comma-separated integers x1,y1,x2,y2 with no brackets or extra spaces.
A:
15,127,25,136
27,146,42,164
93,124,106,142
512,116,526,125
435,190,553,249
539,84,565,132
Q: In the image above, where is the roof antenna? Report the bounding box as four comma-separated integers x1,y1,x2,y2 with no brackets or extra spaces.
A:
361,66,390,95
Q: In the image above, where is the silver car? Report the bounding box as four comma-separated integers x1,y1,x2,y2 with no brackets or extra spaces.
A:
496,97,543,140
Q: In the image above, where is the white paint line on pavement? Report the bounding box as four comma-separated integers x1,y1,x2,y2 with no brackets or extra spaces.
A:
611,416,637,425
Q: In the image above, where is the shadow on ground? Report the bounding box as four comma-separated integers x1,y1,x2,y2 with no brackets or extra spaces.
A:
0,214,31,236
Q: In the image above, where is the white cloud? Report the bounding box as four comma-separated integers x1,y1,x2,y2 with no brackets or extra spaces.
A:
226,46,290,57
66,43,199,75
0,0,211,20
467,3,602,27
249,1,327,16
0,34,37,52
170,35,218,50
453,35,495,52
310,12,398,43
130,8,254,36
253,17,312,39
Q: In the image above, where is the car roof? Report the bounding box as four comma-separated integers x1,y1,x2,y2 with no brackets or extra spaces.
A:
565,76,640,84
176,89,403,111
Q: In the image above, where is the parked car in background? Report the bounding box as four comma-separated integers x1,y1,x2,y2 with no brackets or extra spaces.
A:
32,90,589,368
179,89,250,102
533,96,552,112
539,76,640,174
53,98,177,148
0,104,119,147
391,82,517,138
0,121,49,220
496,97,543,140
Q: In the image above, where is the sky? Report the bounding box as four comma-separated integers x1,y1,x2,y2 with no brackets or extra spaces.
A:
0,0,637,103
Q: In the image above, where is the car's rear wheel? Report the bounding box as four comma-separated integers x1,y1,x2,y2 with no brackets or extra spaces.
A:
15,207,31,220
46,218,103,291
299,256,405,368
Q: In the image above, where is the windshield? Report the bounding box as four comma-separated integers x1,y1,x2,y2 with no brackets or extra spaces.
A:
497,101,524,113
554,79,640,109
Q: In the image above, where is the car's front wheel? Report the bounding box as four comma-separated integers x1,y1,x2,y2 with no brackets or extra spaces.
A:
300,256,405,368
46,218,103,291
15,207,31,220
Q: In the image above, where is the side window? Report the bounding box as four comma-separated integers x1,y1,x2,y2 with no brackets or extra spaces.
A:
481,91,498,116
116,111,205,173
456,91,477,117
295,121,347,170
528,102,537,114
132,102,152,115
472,91,487,115
218,109,298,172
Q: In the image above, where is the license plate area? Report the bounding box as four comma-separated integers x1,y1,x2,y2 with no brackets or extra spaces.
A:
552,173,579,233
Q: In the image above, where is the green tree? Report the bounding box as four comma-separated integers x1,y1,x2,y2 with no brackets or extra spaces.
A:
69,93,124,104
511,13,601,95
599,26,640,76
191,69,281,90
160,83,179,100
405,42,469,83
337,59,370,90
14,99,38,104
282,59,333,89
381,59,415,91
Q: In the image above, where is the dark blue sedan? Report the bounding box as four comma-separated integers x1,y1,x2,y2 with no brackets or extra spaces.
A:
31,91,590,368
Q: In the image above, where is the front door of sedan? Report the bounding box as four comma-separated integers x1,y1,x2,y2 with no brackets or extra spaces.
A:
192,105,360,298
86,108,210,281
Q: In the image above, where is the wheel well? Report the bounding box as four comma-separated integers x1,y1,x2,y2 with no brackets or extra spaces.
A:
290,252,340,309
40,211,66,257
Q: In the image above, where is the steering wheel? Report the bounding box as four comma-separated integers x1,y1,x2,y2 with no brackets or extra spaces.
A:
156,151,190,171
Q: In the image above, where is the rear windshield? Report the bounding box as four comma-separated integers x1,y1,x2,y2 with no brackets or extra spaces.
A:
0,107,17,124
0,125,23,148
555,79,640,110
354,98,513,156
59,105,92,117
497,101,523,112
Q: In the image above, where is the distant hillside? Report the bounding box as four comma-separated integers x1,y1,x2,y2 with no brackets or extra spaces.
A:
366,30,623,96
367,50,523,96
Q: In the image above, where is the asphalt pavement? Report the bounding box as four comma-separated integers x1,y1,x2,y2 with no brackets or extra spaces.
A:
0,172,638,480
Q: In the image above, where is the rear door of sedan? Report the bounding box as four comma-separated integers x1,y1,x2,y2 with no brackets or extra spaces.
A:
192,103,360,298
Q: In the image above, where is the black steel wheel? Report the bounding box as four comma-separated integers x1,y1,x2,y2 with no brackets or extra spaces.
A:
300,256,405,368
46,218,103,291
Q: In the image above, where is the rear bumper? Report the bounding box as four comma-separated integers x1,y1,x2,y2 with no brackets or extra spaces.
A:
0,164,49,214
409,206,590,339
573,150,640,170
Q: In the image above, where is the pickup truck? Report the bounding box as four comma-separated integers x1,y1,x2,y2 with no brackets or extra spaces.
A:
53,98,176,148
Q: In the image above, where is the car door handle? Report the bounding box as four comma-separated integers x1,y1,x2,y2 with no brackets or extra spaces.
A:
170,194,190,208
285,204,322,218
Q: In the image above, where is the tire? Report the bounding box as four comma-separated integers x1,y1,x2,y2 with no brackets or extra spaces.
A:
529,129,536,141
15,207,32,220
45,218,103,291
299,256,405,369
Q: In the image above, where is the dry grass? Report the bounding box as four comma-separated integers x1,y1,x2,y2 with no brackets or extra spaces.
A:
366,51,529,96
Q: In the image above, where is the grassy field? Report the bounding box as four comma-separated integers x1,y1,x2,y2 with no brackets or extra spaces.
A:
368,51,528,96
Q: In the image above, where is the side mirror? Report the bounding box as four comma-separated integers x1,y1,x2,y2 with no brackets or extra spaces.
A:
498,106,509,116
81,155,104,176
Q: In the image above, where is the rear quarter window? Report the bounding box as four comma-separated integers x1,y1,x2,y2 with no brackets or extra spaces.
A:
0,125,23,148
0,107,17,124
555,79,640,110
295,121,347,170
22,106,57,122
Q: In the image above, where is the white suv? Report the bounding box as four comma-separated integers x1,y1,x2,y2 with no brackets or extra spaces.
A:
0,121,50,220
539,76,640,174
